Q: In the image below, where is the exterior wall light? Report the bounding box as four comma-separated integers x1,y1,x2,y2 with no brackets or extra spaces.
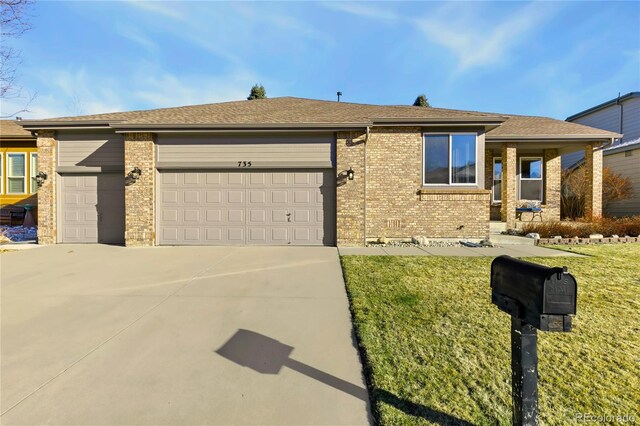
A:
126,167,142,185
35,171,48,188
347,168,355,180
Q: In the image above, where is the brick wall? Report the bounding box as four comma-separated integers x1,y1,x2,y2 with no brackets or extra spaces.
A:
336,127,490,245
124,132,155,246
543,148,561,221
500,143,517,229
36,130,56,244
584,143,603,219
336,131,366,246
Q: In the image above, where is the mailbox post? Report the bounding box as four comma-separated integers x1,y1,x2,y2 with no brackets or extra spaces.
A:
491,256,577,426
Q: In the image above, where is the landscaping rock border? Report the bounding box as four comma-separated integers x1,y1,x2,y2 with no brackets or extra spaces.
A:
537,236,640,245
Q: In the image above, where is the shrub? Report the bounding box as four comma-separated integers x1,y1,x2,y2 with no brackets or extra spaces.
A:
520,216,640,238
562,166,634,219
603,167,634,213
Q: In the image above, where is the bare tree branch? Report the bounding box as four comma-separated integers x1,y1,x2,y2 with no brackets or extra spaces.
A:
1,0,35,112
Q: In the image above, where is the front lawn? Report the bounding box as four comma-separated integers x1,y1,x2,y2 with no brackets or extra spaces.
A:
341,245,640,425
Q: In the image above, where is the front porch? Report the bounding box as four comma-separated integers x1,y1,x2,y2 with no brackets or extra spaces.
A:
484,141,603,230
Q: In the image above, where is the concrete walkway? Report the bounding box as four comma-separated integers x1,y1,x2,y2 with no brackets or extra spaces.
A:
1,245,370,425
339,245,584,257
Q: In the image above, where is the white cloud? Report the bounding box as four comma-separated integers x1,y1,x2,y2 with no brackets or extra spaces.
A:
132,69,261,109
116,24,158,52
414,2,560,73
321,2,398,22
125,1,187,21
2,63,267,119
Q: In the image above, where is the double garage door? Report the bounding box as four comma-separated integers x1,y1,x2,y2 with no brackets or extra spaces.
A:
158,170,335,246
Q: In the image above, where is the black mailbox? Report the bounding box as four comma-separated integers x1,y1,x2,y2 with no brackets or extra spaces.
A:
491,255,577,332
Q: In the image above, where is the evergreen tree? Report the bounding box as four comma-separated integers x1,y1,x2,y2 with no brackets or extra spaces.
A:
247,84,267,100
413,94,430,107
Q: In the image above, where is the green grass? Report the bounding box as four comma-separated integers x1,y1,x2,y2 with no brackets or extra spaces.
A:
341,245,640,425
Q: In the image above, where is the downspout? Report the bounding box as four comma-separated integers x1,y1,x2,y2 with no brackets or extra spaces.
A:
594,137,616,152
618,92,624,136
363,126,369,246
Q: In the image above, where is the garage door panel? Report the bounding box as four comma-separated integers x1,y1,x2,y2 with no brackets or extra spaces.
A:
227,228,245,242
205,173,221,185
271,190,288,204
183,190,200,203
205,228,223,241
162,191,179,204
158,170,334,245
205,209,223,223
183,173,199,185
227,173,244,186
205,190,222,204
162,173,178,185
184,228,201,241
227,190,244,204
228,209,244,223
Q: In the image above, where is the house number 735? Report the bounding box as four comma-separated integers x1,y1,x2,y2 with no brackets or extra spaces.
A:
237,161,252,167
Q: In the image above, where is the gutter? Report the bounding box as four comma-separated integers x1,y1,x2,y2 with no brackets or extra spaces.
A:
566,91,639,122
486,134,622,142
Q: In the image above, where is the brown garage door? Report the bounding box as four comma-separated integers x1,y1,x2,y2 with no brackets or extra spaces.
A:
158,170,335,246
59,174,125,244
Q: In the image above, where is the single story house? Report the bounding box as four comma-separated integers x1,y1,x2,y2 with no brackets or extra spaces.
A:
565,92,639,217
0,119,38,224
19,97,620,246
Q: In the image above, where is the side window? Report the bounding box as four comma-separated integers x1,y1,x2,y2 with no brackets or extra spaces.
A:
519,157,543,201
7,153,26,194
30,153,38,193
493,158,502,202
423,133,477,185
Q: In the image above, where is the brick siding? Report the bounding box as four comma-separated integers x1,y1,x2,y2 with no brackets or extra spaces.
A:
500,143,517,229
336,127,490,245
124,132,155,246
584,143,603,219
36,130,56,244
543,148,561,221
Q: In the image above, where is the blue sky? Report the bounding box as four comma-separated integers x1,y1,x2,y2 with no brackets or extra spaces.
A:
2,1,639,120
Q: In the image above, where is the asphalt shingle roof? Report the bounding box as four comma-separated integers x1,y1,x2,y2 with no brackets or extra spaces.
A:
0,120,34,138
21,97,621,139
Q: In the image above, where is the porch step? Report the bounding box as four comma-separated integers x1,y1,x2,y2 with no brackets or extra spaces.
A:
489,234,536,246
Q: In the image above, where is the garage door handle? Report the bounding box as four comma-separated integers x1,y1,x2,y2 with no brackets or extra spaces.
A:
286,212,291,222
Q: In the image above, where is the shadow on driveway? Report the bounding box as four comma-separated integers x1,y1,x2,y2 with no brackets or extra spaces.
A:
216,329,473,426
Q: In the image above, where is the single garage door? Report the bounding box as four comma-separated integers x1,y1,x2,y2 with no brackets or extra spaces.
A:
59,174,125,243
158,170,335,246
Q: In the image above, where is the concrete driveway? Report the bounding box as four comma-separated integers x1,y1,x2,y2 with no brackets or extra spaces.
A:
1,245,371,425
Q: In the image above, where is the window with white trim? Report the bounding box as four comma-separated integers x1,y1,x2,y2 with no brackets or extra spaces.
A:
519,157,543,201
492,157,502,202
423,133,477,185
30,153,38,193
7,153,26,194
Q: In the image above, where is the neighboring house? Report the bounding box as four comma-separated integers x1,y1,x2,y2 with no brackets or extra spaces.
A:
565,92,640,216
19,97,619,246
0,120,38,225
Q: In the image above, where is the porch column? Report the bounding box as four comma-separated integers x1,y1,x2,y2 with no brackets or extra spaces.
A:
36,130,57,245
584,143,602,219
543,149,561,221
501,143,517,229
124,132,156,247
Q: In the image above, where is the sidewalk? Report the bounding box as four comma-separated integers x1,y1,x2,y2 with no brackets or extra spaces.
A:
338,245,584,257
